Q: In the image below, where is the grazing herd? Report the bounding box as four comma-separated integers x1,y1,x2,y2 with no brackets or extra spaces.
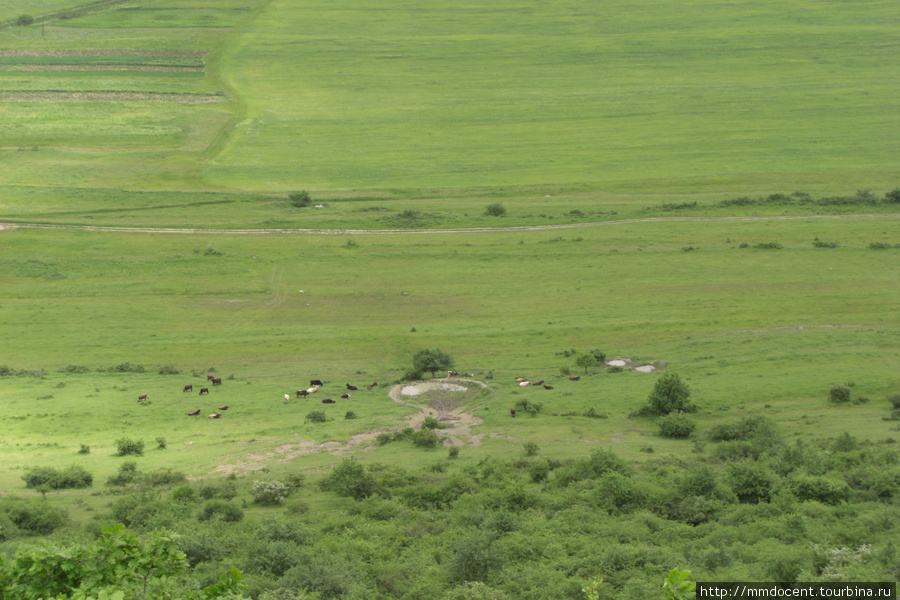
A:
137,370,576,425
133,376,383,420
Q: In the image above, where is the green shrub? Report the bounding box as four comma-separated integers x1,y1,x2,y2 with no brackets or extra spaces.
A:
375,432,393,446
143,468,187,487
22,465,93,490
1,497,67,534
888,394,900,409
448,446,460,459
727,461,776,503
523,441,540,456
657,412,696,438
115,437,144,456
107,461,141,486
252,480,290,505
197,500,243,522
320,457,377,500
829,384,852,403
792,475,851,505
754,241,783,249
448,531,506,584
157,364,180,375
344,410,357,420
78,444,90,455
513,399,542,415
422,416,441,429
305,410,327,423
289,190,312,207
413,428,441,448
483,202,507,217
155,436,167,450
16,14,34,26
172,485,197,503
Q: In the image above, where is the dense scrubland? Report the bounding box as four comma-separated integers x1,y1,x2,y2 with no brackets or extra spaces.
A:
0,0,898,598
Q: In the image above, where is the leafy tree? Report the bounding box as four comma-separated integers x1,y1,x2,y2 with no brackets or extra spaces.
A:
575,352,597,373
412,347,454,378
662,568,696,599
252,480,290,505
16,14,34,26
645,372,695,415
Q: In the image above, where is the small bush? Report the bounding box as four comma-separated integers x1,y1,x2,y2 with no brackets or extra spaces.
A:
305,410,327,423
107,462,141,486
198,500,244,522
582,407,608,419
754,242,783,249
16,14,34,26
422,416,441,430
657,413,696,438
484,202,507,217
889,394,900,410
143,468,187,487
78,444,90,455
156,436,167,450
412,428,440,448
375,432,393,446
252,480,290,505
115,437,144,456
172,485,197,503
344,411,357,420
813,238,839,248
523,441,540,456
289,190,312,207
157,364,180,375
448,446,460,459
513,399,543,416
868,242,897,250
829,384,852,403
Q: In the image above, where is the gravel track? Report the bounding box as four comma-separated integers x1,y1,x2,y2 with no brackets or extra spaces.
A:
2,213,897,236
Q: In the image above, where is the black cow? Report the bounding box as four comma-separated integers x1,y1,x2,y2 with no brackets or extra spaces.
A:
510,408,516,418
321,398,335,404
341,393,350,399
199,387,209,395
212,377,222,385
310,379,324,387
346,383,358,391
531,380,544,386
183,384,193,392
543,385,554,390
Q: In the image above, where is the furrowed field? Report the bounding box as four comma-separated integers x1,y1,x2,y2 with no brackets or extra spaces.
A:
0,0,898,599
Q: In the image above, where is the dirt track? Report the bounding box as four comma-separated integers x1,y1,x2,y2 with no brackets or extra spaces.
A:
2,213,898,236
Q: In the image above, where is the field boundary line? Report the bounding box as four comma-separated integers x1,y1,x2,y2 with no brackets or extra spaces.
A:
1,213,898,235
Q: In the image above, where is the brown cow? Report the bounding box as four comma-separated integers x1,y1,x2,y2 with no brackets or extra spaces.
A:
183,384,193,392
212,377,222,385
296,389,309,397
510,408,516,418
188,409,201,416
137,394,148,401
218,405,229,410
448,371,460,377
569,376,581,381
199,387,209,395
531,380,544,386
208,413,222,419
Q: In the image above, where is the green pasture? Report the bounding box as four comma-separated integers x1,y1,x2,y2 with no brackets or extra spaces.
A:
0,0,896,201
1,216,897,498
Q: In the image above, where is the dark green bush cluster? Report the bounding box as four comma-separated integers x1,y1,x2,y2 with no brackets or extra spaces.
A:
483,202,507,217
813,238,839,248
720,189,900,207
22,466,93,490
289,190,312,207
320,458,378,500
198,500,244,522
657,412,696,438
0,497,67,535
513,399,542,416
412,428,441,448
305,410,327,423
829,384,852,403
157,364,180,375
100,362,146,373
107,461,141,486
868,242,900,250
115,437,144,456
754,242,783,250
